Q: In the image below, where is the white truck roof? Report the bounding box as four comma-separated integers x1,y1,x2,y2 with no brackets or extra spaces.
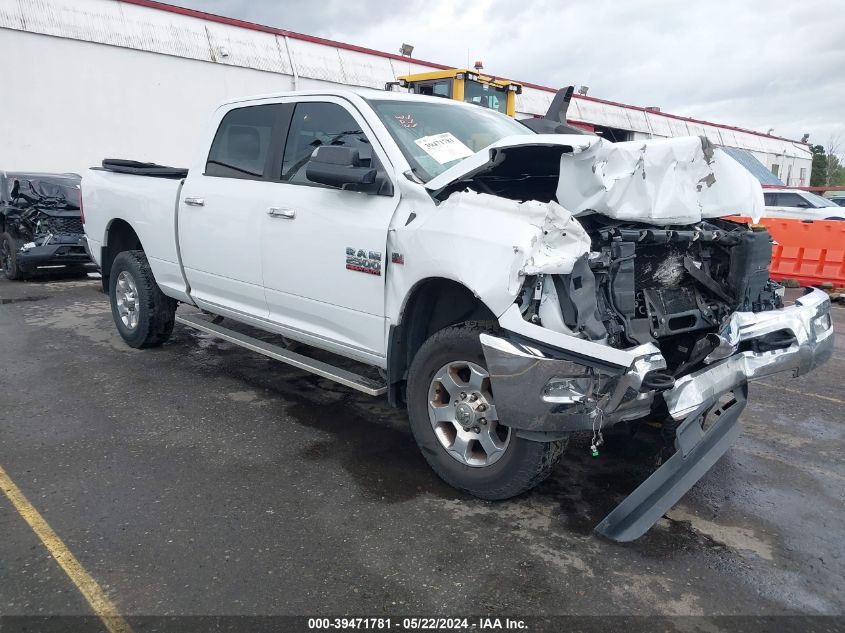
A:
218,87,480,108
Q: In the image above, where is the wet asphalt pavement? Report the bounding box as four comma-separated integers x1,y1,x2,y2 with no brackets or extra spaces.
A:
0,275,843,621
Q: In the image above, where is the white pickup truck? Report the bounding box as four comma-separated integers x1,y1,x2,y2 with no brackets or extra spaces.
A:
83,89,834,540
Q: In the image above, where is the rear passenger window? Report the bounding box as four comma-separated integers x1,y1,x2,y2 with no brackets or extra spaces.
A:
206,105,280,179
281,102,375,186
776,193,807,207
763,193,775,206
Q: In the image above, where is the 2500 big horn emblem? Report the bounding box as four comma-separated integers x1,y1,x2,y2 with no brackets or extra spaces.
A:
346,247,382,276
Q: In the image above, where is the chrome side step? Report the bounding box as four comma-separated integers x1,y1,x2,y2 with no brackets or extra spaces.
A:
175,313,387,396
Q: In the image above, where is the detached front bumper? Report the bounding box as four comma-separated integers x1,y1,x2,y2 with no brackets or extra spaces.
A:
16,236,96,272
483,288,833,542
481,288,834,433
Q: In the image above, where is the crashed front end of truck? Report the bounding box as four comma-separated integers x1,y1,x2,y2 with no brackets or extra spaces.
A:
425,134,834,541
1,175,94,279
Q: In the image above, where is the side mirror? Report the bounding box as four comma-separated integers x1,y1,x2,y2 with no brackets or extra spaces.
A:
306,146,377,190
796,202,811,208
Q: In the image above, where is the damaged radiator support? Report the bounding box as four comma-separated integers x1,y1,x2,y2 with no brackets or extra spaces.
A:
503,219,788,541
583,219,783,373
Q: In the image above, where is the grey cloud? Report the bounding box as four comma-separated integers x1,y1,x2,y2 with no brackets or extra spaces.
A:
168,0,844,144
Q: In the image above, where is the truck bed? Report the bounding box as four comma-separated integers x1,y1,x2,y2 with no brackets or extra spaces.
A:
82,163,189,301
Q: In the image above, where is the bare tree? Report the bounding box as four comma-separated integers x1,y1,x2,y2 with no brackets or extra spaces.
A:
823,135,843,186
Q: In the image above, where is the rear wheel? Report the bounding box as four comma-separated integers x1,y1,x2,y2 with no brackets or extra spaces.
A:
1,232,24,280
109,250,176,348
406,323,567,500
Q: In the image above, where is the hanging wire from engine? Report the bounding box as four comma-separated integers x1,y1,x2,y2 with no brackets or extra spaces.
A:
590,405,605,458
585,367,606,457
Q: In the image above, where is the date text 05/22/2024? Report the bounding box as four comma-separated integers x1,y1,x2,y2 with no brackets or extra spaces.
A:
307,617,528,630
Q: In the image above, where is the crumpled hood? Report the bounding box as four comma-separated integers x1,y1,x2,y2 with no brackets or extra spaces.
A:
425,134,592,192
425,134,764,225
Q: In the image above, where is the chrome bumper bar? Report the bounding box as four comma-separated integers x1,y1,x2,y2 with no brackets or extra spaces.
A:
481,288,834,432
663,288,834,419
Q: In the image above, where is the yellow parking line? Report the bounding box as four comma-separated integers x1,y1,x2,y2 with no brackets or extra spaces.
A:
0,465,133,633
755,381,845,405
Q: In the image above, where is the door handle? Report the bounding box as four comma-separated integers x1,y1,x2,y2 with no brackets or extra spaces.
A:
184,197,205,207
268,207,296,219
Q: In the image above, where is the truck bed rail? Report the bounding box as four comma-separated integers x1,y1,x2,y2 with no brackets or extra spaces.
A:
99,159,188,179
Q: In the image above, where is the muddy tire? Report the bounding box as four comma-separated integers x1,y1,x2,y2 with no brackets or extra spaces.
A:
406,323,567,500
1,232,24,280
109,250,176,348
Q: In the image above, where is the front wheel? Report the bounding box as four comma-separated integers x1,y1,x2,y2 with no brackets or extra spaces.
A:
406,323,567,500
1,232,24,280
109,250,176,348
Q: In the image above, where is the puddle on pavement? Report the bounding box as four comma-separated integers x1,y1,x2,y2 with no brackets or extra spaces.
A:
0,295,49,305
175,341,453,505
287,393,455,505
169,317,773,564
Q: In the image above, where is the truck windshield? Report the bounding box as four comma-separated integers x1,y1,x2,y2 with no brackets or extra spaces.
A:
368,99,531,182
462,79,508,114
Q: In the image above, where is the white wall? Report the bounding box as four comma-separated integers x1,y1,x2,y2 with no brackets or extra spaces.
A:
0,0,813,182
0,30,299,173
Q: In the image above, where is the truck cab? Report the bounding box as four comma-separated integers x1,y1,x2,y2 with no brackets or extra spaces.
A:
394,69,522,116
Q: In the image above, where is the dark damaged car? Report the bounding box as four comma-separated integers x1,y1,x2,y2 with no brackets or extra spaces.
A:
0,172,96,280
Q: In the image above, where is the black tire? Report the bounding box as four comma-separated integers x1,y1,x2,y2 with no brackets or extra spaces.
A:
406,323,567,500
109,250,176,348
1,232,24,280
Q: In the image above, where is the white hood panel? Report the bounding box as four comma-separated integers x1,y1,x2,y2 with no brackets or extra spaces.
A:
426,134,764,226
556,136,764,224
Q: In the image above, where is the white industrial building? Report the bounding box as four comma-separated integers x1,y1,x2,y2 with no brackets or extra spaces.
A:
0,0,812,184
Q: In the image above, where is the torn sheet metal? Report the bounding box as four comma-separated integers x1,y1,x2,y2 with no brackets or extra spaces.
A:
556,136,764,224
437,192,591,278
519,200,591,275
4,176,84,244
425,134,763,225
384,189,591,322
425,134,596,193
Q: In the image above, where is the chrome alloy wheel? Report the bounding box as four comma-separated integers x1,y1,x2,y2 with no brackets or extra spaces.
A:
427,360,511,467
115,270,140,330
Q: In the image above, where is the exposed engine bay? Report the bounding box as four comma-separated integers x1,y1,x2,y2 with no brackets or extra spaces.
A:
518,216,784,378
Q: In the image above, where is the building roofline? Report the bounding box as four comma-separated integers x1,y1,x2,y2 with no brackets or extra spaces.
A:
118,0,454,68
121,0,808,147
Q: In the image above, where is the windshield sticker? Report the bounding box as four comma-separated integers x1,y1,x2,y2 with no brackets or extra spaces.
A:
394,114,417,128
414,133,474,165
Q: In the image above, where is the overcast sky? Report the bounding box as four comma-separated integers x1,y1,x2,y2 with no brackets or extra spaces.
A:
168,0,843,146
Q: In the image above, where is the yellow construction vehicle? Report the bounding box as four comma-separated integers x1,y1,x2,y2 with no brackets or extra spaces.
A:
392,68,522,117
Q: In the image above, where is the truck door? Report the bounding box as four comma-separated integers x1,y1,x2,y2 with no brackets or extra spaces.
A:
179,103,288,319
260,98,399,361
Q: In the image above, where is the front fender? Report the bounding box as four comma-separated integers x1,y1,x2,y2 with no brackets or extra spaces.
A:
385,190,590,324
